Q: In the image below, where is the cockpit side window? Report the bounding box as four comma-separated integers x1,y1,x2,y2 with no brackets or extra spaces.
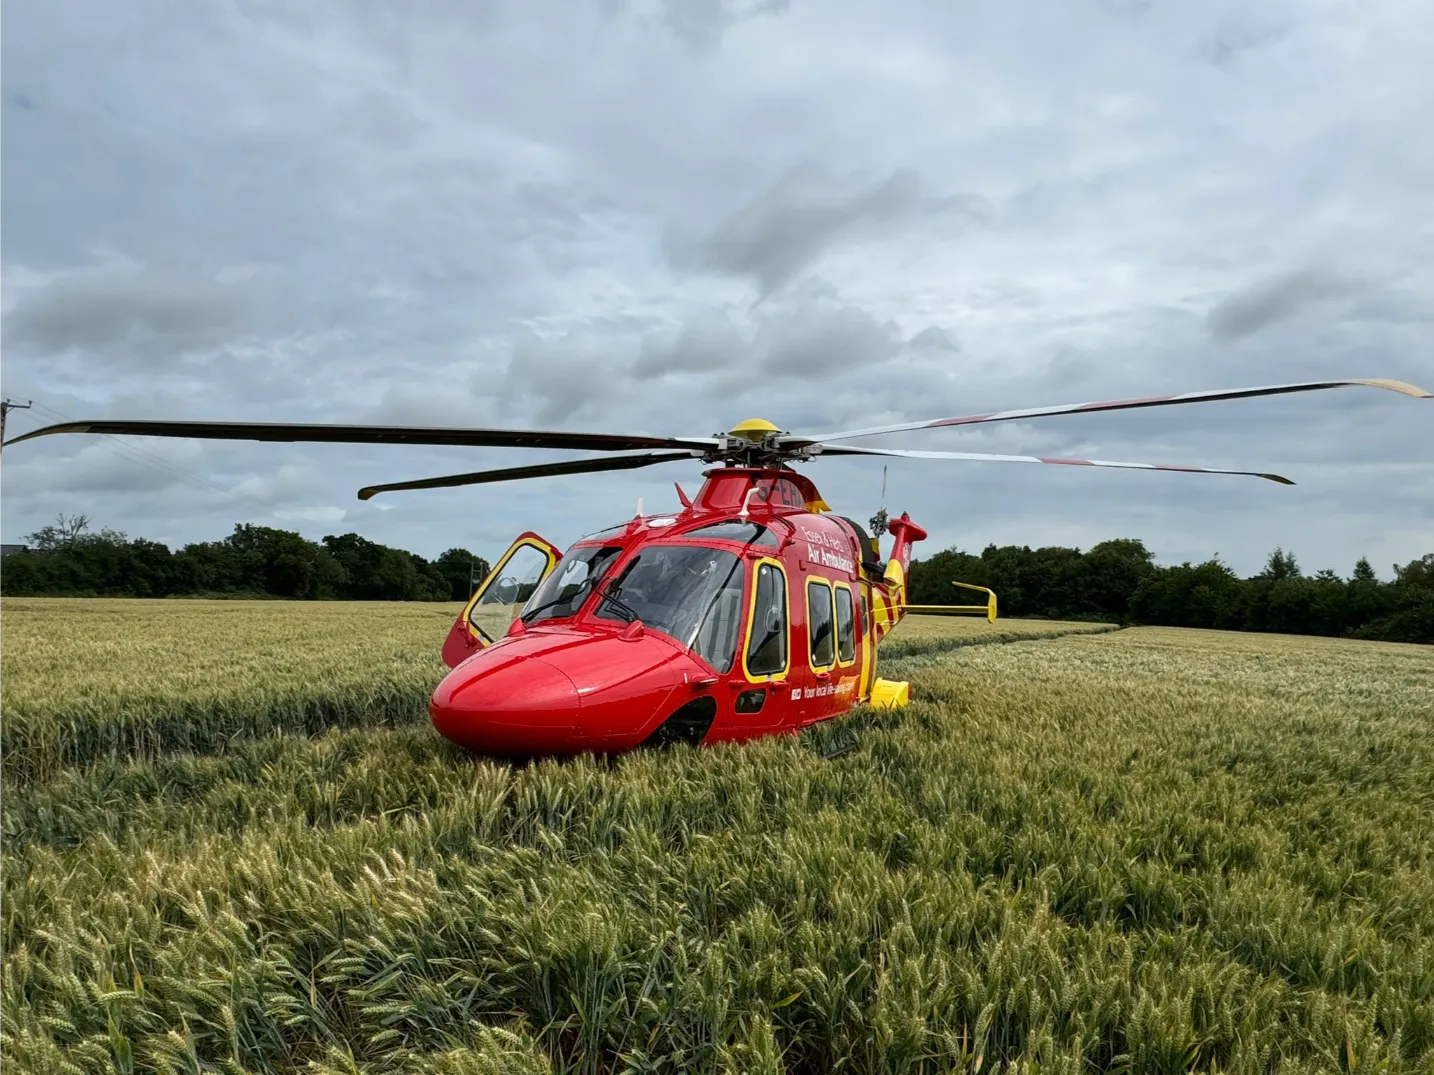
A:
745,561,788,678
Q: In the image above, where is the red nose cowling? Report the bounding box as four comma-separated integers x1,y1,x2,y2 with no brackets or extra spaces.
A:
429,628,703,755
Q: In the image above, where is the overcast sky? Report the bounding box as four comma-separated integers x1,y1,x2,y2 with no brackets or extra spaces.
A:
3,0,1430,577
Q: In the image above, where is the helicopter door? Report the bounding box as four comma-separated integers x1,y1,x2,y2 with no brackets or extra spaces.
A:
732,557,791,733
441,532,561,667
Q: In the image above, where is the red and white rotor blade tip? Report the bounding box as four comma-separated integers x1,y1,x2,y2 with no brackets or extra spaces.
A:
788,378,1430,445
819,445,1295,484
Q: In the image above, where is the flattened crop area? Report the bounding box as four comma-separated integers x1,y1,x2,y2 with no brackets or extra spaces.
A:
2,599,1431,1074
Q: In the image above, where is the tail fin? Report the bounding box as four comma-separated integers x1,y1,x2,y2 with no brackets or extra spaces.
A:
881,511,928,611
884,512,927,578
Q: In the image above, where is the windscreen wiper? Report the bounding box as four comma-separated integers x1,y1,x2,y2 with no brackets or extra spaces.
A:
596,578,644,623
521,582,593,624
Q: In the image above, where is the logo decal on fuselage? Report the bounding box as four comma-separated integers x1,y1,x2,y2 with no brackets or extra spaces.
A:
799,525,854,574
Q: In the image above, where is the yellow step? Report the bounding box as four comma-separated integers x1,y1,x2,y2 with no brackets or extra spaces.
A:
869,678,910,709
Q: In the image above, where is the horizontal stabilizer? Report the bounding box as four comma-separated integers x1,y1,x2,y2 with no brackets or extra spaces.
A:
903,581,998,623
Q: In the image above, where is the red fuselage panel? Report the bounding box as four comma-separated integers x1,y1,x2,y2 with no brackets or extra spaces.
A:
431,627,700,754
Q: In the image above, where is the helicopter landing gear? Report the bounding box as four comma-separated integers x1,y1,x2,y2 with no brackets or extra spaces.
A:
642,696,718,748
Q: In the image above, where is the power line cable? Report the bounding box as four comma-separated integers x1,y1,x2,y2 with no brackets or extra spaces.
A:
10,398,281,518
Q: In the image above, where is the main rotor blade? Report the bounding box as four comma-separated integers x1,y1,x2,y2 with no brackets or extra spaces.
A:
356,451,700,500
818,444,1295,484
784,378,1430,445
2,419,717,454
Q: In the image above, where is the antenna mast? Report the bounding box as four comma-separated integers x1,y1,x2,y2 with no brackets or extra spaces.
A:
0,399,34,457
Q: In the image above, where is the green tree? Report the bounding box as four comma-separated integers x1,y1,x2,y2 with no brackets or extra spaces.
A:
227,524,335,599
1259,547,1301,581
24,512,91,551
434,548,492,601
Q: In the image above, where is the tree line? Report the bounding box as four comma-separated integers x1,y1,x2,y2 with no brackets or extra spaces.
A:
0,515,490,602
907,539,1434,645
4,515,1430,644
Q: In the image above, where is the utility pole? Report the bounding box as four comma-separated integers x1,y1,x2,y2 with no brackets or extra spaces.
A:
0,399,34,457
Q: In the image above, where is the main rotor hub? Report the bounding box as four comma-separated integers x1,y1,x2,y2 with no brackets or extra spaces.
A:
726,417,780,442
708,418,817,468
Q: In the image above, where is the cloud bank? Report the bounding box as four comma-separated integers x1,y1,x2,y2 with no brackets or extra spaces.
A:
2,0,1430,577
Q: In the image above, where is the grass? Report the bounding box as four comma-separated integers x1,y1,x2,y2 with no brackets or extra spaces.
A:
2,599,1432,1074
0,599,458,785
0,599,1111,785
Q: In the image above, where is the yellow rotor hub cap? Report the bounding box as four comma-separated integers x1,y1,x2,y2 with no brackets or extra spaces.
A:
728,417,780,442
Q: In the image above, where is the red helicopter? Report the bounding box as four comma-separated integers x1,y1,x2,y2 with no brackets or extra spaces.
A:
6,376,1427,756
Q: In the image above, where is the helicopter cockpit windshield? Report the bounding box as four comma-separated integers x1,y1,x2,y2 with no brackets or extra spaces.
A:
595,545,746,672
521,544,624,626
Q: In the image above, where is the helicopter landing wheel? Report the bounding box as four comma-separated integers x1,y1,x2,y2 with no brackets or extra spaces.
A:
642,696,718,749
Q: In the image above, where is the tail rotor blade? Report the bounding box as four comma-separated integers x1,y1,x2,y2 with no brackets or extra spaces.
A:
356,451,700,500
783,378,1430,446
819,444,1295,484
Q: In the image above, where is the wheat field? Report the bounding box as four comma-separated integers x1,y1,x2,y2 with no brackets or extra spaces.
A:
2,598,1431,1074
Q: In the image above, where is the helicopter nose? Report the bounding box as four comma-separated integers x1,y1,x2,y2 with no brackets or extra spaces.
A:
430,654,582,755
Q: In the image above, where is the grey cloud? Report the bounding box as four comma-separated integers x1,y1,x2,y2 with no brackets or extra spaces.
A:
632,293,909,393
1093,0,1152,17
2,262,298,366
1200,17,1289,69
495,331,629,425
1206,269,1357,343
1045,346,1097,390
366,384,502,429
668,164,986,296
906,326,959,354
2,0,1430,578
662,0,793,52
6,442,196,497
632,309,746,379
758,301,903,377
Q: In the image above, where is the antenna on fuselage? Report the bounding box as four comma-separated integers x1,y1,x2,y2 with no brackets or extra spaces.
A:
737,485,757,521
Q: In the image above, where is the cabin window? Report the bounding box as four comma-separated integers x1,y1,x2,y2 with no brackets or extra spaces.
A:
835,585,855,664
470,542,553,642
735,688,767,714
745,561,788,677
857,591,868,638
684,520,779,546
595,545,745,672
807,580,835,669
